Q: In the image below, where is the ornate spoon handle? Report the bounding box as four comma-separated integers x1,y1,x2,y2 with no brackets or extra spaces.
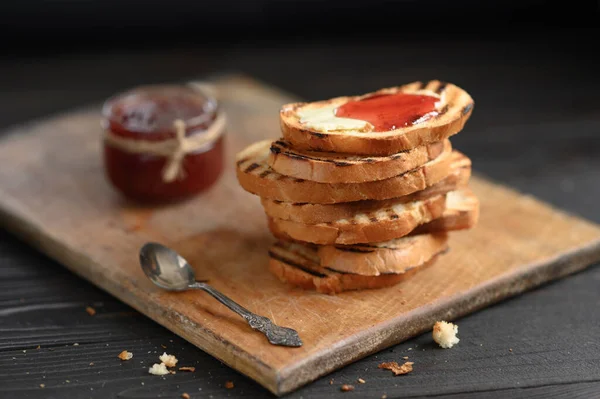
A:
189,282,302,347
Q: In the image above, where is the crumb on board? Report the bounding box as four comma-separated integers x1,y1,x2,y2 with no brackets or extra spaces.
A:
181,393,190,399
89,362,94,366
225,381,234,389
148,363,170,376
357,378,366,384
118,350,133,361
378,361,414,376
402,356,409,360
340,384,354,392
179,366,196,372
433,321,460,349
36,345,41,350
39,384,45,388
159,352,178,368
161,344,167,349
73,343,79,346
382,395,387,399
509,348,513,352
85,306,96,316
329,378,334,385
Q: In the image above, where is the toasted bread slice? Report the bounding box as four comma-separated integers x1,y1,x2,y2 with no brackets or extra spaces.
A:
318,233,448,276
261,150,470,224
268,239,444,294
268,139,446,183
280,80,474,155
413,188,479,234
267,193,447,245
236,139,454,204
267,187,476,245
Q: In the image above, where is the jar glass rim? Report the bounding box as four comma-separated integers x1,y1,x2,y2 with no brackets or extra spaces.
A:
102,83,218,134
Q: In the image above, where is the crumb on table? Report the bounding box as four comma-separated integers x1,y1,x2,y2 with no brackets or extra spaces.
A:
378,361,414,375
432,321,460,349
340,384,354,392
159,352,178,368
118,350,133,361
179,366,196,372
181,393,190,399
85,306,96,316
148,363,170,376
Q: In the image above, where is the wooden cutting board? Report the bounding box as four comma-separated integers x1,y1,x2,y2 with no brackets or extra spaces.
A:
1,74,600,396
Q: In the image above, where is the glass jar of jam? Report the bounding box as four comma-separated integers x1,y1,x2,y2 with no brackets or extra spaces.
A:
101,83,225,203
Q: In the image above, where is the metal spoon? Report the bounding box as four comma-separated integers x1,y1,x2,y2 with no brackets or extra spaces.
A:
139,242,302,347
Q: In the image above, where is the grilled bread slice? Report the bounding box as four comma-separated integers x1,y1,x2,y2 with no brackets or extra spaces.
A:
280,80,474,155
413,188,479,234
261,150,470,224
236,139,454,204
268,238,446,294
318,233,448,276
267,139,446,183
267,193,445,245
267,188,476,245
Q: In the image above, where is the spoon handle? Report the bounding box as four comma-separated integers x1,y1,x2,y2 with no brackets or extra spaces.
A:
189,282,302,347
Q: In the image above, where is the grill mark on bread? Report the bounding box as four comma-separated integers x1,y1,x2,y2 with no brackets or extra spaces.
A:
462,103,474,115
309,132,327,139
333,246,376,253
436,82,448,94
438,105,450,116
236,158,249,166
259,170,271,178
268,251,327,278
244,163,260,173
369,216,378,223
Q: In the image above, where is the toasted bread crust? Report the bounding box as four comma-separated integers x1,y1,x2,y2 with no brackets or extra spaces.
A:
413,188,480,234
318,233,448,276
261,151,471,224
280,80,474,155
268,240,443,294
236,139,455,204
267,139,445,183
267,194,447,245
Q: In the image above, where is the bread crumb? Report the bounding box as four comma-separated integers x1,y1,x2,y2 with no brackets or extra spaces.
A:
36,345,41,350
89,362,94,366
357,378,366,384
340,384,354,392
161,344,167,349
224,381,234,389
159,352,178,368
329,378,334,385
432,321,460,348
73,343,79,346
181,393,190,399
118,350,133,361
148,363,170,376
378,361,414,375
509,348,513,352
85,306,96,316
39,384,45,388
382,395,387,399
402,356,409,360
179,366,196,372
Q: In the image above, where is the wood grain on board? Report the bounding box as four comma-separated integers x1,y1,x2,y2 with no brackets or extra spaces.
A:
1,75,600,395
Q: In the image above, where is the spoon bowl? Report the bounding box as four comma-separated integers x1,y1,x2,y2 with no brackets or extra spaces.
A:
140,242,195,291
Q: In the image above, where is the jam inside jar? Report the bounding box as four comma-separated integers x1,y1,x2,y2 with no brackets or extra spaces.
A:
101,84,225,203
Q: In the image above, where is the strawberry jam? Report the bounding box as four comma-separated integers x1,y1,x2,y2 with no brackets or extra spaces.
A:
102,84,225,203
336,93,439,132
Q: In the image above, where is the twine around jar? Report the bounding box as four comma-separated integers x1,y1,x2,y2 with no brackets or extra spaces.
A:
103,110,226,183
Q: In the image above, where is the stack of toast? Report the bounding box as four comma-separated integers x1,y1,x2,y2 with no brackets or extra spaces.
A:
236,81,478,294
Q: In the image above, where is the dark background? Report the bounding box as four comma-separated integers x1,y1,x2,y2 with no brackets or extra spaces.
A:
1,1,600,399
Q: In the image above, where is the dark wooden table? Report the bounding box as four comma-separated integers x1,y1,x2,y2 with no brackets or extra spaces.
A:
1,31,600,398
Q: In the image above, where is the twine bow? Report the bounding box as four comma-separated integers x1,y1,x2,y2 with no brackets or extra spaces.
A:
104,110,226,183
